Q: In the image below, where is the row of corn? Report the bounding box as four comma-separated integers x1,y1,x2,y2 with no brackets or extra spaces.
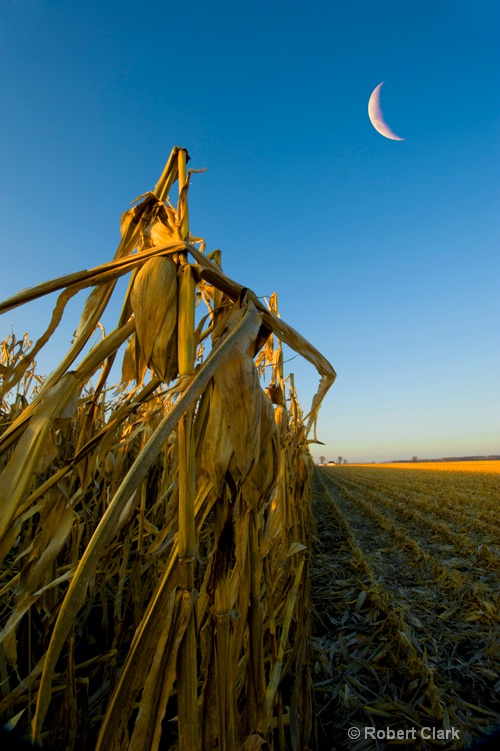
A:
0,148,335,749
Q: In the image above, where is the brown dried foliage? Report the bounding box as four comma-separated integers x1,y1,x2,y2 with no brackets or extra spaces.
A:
0,147,335,750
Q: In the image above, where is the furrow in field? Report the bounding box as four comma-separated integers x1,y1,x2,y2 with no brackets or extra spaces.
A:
333,467,499,542
332,466,498,522
318,469,471,621
325,468,500,577
332,467,500,533
319,469,500,635
311,472,454,750
311,468,500,749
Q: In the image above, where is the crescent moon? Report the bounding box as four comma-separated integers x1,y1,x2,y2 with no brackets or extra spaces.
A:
368,82,405,141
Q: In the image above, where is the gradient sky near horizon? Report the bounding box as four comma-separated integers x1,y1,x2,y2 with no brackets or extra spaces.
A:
1,0,498,463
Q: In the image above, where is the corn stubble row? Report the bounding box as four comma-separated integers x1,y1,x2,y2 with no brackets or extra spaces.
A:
0,148,335,750
311,466,500,749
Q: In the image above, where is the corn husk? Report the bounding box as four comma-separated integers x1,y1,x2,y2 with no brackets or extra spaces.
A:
130,256,178,383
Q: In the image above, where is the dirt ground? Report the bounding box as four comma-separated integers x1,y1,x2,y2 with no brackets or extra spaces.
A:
309,466,500,751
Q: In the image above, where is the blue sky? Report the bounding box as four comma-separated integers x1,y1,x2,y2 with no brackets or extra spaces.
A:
0,0,498,462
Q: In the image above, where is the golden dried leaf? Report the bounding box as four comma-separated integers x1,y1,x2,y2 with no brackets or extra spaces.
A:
121,332,147,385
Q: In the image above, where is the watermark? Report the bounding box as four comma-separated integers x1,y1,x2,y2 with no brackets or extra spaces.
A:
348,726,461,742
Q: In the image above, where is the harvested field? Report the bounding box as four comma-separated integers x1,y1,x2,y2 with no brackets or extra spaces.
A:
357,461,500,474
311,464,500,750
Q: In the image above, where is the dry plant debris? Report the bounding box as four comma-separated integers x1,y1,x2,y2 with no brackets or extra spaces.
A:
311,465,500,750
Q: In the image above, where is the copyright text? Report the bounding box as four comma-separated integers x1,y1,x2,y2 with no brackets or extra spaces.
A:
348,726,461,741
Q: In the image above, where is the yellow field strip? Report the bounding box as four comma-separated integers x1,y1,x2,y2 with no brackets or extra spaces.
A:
356,460,500,473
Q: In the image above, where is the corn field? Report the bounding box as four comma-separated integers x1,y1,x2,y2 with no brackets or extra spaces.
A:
0,147,336,750
312,464,500,750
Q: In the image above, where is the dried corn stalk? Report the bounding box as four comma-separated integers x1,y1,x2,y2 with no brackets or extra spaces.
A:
0,146,335,751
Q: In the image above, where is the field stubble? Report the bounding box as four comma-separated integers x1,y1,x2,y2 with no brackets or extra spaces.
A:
311,464,500,750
